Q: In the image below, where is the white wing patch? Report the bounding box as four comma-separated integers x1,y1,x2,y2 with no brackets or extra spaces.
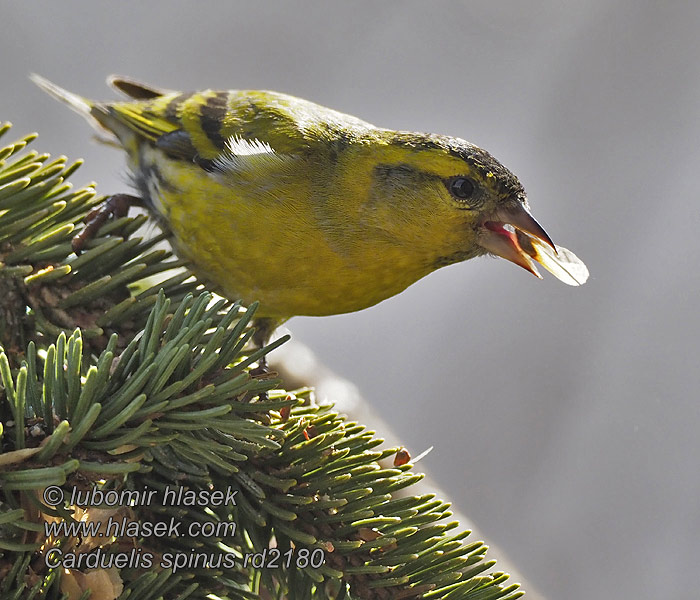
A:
212,135,290,177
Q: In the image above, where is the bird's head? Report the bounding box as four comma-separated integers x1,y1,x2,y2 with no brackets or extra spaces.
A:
350,131,588,285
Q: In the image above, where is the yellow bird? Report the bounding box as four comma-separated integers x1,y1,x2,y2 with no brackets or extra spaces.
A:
32,75,588,340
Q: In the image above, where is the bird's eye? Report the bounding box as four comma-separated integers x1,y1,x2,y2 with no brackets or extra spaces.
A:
447,177,476,201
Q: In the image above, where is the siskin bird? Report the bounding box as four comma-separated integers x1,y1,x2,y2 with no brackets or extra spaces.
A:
32,75,588,341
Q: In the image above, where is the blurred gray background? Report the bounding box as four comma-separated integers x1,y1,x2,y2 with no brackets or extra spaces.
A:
2,2,699,598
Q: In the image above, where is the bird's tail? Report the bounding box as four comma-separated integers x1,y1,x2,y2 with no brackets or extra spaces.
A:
30,74,122,141
31,74,96,120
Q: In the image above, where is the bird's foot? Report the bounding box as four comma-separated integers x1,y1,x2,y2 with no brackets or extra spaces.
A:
249,356,273,402
72,193,141,254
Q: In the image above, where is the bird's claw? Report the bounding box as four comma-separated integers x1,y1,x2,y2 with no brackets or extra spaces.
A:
72,193,140,254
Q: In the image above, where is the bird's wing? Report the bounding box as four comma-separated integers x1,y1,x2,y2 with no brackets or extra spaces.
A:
33,76,309,178
104,102,180,144
106,89,296,160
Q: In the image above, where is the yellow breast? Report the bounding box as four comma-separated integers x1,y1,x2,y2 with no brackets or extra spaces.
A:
149,149,435,319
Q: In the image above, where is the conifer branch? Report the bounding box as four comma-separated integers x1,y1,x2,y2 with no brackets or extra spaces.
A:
0,124,523,600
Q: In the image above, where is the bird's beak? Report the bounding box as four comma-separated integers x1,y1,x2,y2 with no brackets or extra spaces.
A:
478,204,589,286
